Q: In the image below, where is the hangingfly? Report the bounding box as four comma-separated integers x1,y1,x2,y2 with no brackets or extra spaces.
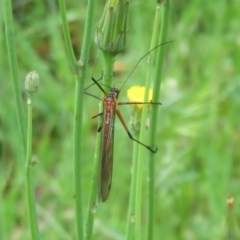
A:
88,77,160,202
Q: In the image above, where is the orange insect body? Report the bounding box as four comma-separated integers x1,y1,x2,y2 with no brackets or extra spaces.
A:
99,89,119,201
85,41,172,202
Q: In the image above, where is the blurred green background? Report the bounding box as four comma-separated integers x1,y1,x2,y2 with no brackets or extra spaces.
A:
1,0,240,239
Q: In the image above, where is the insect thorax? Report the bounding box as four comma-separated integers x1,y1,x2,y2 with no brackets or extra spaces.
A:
107,88,120,99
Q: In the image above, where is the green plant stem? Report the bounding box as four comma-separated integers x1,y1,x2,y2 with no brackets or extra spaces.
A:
25,96,40,240
145,7,162,239
85,103,102,240
134,144,144,240
3,0,26,153
58,0,95,239
134,1,171,239
147,1,171,240
73,0,95,237
72,77,85,240
125,141,138,240
102,51,115,86
134,10,159,240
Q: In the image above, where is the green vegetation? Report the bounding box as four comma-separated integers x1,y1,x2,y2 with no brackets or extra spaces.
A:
1,0,239,239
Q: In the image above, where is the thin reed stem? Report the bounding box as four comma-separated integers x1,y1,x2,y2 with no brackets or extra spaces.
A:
58,0,95,239
25,95,40,240
125,141,138,240
133,1,171,239
134,143,144,240
147,1,171,239
85,102,102,240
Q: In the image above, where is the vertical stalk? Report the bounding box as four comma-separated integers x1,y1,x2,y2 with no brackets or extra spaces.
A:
133,8,158,240
134,142,144,240
24,71,40,240
85,103,102,240
147,1,171,239
25,96,40,240
102,52,115,87
125,141,138,240
74,0,95,237
72,77,84,240
58,0,95,239
134,0,171,239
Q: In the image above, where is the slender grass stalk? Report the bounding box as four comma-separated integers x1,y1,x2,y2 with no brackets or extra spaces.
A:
147,1,171,239
133,13,157,240
146,6,161,239
24,70,41,240
125,142,138,240
72,74,85,240
133,1,171,239
3,0,26,153
25,95,40,240
85,103,102,240
58,0,95,239
73,13,95,240
134,144,144,240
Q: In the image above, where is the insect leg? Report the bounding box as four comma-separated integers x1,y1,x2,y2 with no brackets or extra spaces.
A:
83,91,102,100
91,112,103,131
116,110,158,153
118,101,162,106
92,112,103,119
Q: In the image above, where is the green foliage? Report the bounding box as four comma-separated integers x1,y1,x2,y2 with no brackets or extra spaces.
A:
1,0,240,239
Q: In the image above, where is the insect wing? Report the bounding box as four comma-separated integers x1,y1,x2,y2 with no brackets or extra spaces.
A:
99,98,116,202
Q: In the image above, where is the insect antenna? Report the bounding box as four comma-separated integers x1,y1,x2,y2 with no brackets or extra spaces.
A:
119,40,173,92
